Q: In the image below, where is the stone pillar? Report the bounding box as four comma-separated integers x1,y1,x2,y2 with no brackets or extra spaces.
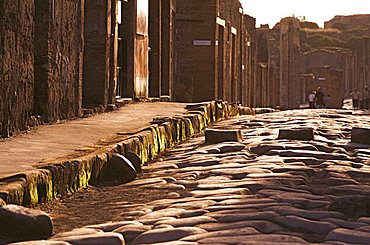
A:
280,17,302,109
161,0,175,99
108,0,119,106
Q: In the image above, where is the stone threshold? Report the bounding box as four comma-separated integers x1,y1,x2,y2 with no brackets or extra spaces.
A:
0,101,272,207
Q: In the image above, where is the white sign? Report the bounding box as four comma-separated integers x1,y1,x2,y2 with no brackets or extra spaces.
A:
193,40,212,46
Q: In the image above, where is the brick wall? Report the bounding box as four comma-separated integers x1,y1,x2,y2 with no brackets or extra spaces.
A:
0,0,34,137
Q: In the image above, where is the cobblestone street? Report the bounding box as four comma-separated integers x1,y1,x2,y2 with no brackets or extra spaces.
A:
31,109,370,245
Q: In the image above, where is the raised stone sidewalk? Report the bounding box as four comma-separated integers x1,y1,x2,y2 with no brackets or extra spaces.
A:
0,101,262,206
9,108,370,245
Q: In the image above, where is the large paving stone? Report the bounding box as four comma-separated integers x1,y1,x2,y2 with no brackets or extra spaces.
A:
150,242,198,245
190,188,250,198
154,216,217,227
197,234,308,244
9,241,70,245
0,205,53,240
132,227,206,244
351,127,370,145
321,218,366,230
272,215,337,235
181,227,259,242
197,220,283,233
54,232,125,245
51,228,102,239
113,224,151,244
264,205,345,220
214,211,280,223
84,221,143,232
205,129,242,144
326,228,370,244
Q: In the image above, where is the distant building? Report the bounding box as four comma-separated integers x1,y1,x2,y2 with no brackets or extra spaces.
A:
174,0,254,103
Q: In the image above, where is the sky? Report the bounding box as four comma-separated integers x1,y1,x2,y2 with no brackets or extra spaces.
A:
241,0,370,28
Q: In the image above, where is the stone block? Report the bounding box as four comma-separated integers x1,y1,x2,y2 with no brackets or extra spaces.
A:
125,151,142,173
0,205,52,241
351,127,370,145
278,127,314,141
205,129,242,144
102,154,137,184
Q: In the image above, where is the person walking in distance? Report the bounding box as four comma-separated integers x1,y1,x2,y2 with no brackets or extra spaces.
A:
315,87,325,109
350,88,362,110
308,91,316,109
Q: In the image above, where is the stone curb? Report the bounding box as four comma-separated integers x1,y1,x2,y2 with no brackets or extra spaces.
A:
0,101,273,206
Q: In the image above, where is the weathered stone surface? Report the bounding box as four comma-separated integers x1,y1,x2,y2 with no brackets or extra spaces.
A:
55,232,125,245
351,127,370,145
154,216,217,227
51,228,102,239
278,128,314,141
191,188,250,198
125,151,142,173
132,227,206,244
197,234,308,244
214,211,279,223
181,227,259,241
8,241,70,245
325,228,370,243
84,221,143,232
272,215,336,235
205,129,242,144
197,220,283,233
0,205,53,240
113,224,151,243
103,153,137,184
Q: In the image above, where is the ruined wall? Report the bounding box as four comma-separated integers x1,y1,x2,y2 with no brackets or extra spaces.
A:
174,0,216,102
217,0,243,103
161,0,175,98
0,1,34,137
240,15,256,106
34,0,84,122
280,17,302,109
83,0,111,109
325,15,370,31
174,0,244,103
304,48,353,99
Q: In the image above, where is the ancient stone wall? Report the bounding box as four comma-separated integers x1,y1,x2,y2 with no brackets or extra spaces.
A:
34,0,84,122
174,0,243,103
279,17,302,109
174,0,217,102
240,15,256,106
161,0,175,98
0,0,34,137
83,0,111,109
218,0,243,103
